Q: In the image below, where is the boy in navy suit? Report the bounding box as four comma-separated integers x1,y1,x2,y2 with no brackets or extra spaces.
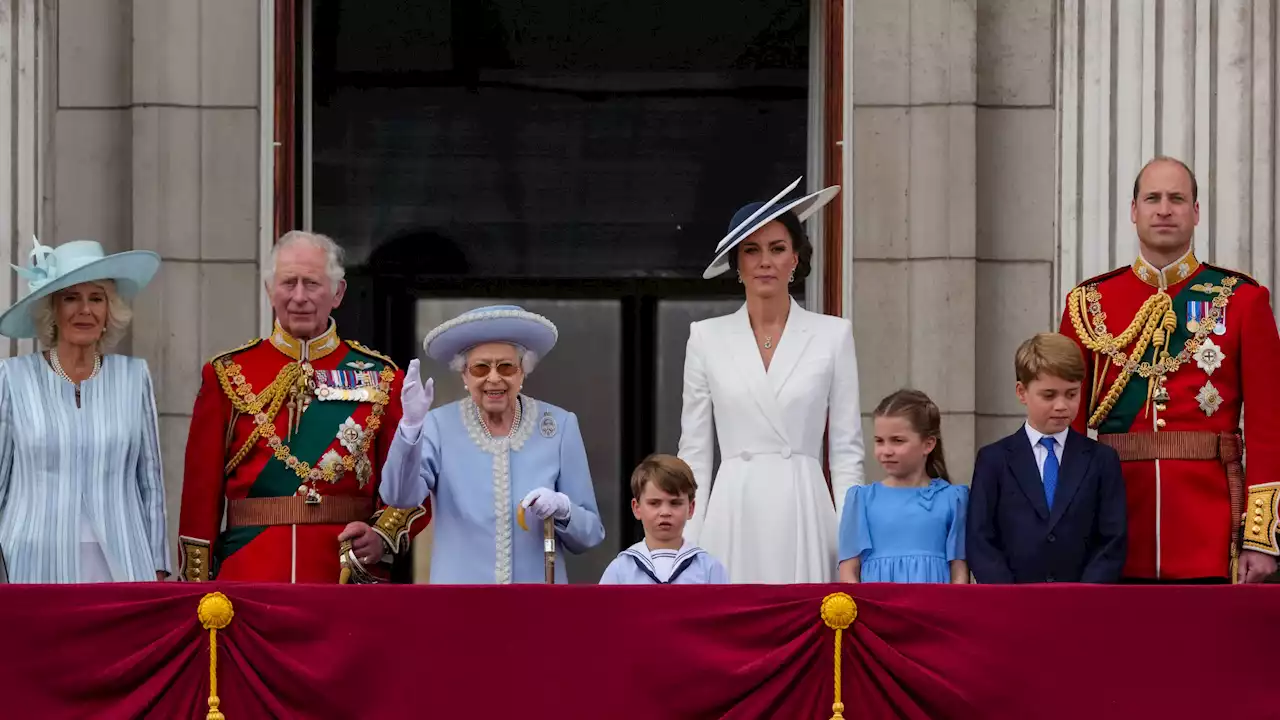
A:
967,333,1127,583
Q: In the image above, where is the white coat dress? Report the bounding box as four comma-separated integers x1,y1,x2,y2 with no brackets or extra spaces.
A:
678,298,864,583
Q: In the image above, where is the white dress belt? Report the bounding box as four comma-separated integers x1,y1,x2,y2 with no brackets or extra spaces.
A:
724,448,816,462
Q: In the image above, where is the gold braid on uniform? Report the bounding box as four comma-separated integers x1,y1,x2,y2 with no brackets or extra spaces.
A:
1068,286,1174,427
1067,277,1239,429
215,359,305,474
1243,483,1280,557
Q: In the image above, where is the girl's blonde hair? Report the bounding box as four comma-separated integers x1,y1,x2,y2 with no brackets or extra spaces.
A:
33,280,133,351
873,389,950,482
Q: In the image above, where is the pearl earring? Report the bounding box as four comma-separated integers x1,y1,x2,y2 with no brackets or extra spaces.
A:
736,273,744,284
789,269,796,283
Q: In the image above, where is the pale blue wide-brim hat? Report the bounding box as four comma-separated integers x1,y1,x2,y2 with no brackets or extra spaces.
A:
0,237,161,339
702,176,841,279
422,305,559,363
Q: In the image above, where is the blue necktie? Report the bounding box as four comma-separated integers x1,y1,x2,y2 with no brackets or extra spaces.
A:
1039,436,1059,508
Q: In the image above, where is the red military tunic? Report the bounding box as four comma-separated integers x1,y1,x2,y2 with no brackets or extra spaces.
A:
178,321,429,583
1059,252,1280,579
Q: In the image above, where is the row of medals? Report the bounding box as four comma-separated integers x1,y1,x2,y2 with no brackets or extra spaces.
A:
1149,305,1227,406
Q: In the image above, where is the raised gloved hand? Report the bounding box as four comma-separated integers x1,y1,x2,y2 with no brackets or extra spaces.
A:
521,487,572,522
400,358,434,435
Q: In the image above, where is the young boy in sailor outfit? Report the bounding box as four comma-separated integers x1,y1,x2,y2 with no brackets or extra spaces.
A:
599,454,729,585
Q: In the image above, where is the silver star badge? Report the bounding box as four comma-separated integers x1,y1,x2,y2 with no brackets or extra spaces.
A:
1196,381,1223,417
1192,338,1225,375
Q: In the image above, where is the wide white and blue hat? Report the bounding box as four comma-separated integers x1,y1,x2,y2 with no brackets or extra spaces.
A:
0,237,161,339
702,177,840,279
422,305,559,363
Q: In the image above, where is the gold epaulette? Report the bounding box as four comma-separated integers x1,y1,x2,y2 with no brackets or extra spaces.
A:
208,338,262,365
1243,483,1280,557
1202,263,1261,287
1074,266,1129,290
346,339,399,371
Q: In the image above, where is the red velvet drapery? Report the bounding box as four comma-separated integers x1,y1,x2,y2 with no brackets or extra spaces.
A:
0,582,1273,719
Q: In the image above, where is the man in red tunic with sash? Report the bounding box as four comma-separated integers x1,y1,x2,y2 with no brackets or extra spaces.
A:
178,231,430,583
1059,157,1280,583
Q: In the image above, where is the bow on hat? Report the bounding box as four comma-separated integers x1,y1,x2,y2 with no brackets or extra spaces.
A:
12,236,58,295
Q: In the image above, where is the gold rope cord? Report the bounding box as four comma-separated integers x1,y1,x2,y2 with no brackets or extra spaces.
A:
820,592,858,720
198,592,235,720
1067,286,1172,427
216,360,302,474
1068,278,1237,428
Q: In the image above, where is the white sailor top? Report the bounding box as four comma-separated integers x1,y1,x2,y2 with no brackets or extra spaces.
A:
598,540,729,585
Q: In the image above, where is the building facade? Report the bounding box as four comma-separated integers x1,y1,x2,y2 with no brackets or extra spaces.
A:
2,0,1275,580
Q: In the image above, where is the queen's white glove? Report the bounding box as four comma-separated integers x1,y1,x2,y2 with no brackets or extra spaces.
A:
521,487,571,522
399,358,434,439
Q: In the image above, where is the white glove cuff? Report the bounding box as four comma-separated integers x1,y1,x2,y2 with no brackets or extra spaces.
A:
397,421,423,444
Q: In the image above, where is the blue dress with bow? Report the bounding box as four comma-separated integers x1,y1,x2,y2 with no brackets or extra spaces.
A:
838,479,967,583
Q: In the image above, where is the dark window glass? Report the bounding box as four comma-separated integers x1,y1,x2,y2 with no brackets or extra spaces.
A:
311,0,811,279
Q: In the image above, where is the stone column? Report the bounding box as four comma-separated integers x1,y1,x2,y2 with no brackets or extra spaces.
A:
0,0,47,359
48,0,265,552
1059,0,1280,316
850,0,979,483
974,0,1059,449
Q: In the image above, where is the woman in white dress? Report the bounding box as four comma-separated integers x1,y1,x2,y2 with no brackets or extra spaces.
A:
679,178,865,583
0,238,169,583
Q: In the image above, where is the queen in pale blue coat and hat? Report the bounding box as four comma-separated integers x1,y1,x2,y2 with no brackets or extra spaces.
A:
0,238,170,583
380,305,605,583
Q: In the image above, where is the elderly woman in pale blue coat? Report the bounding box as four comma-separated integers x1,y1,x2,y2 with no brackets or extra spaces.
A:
380,305,604,583
0,238,170,583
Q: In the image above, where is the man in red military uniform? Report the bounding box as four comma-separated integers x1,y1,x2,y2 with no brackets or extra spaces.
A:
1059,157,1280,583
178,231,430,583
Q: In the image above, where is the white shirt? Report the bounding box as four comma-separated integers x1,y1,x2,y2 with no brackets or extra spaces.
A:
1024,423,1068,482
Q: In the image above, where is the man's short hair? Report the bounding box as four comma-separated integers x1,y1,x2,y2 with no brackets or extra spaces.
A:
1015,332,1086,386
1132,156,1199,202
630,454,697,501
263,230,346,293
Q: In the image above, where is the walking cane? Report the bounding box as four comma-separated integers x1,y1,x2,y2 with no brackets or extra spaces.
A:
519,506,557,585
543,517,556,584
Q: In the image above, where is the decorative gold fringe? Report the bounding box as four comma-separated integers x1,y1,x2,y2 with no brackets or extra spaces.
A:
198,592,235,720
820,592,858,720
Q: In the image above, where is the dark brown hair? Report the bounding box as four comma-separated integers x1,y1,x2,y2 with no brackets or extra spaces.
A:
727,209,813,284
630,454,698,501
1015,332,1085,386
873,389,950,482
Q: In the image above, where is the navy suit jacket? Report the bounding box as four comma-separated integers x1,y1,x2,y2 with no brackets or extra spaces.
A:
966,427,1127,583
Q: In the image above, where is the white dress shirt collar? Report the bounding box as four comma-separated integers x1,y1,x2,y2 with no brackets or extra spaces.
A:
1024,422,1069,451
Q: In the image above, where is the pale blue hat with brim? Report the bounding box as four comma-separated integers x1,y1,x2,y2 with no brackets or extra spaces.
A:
422,305,559,363
0,237,161,339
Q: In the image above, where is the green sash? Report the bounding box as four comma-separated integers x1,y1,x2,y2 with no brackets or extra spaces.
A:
216,345,387,570
1098,267,1228,433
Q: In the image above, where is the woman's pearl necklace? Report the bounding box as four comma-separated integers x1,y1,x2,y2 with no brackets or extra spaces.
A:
50,346,101,384
477,396,523,439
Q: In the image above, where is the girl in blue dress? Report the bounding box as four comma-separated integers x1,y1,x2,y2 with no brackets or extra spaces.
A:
838,389,969,584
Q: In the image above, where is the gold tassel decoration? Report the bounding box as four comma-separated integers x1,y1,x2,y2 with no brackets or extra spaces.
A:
820,592,858,720
198,592,235,720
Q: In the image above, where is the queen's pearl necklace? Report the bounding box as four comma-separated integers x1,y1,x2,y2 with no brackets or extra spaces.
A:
476,396,523,439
